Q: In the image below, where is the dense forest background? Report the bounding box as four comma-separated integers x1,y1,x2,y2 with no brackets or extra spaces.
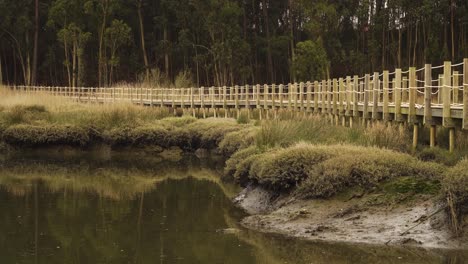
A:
0,0,467,87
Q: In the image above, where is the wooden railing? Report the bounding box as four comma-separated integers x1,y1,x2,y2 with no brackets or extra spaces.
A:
6,59,468,151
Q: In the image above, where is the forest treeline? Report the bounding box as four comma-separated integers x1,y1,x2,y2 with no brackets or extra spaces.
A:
0,0,467,87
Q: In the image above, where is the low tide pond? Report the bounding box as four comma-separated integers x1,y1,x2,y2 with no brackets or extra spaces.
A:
0,151,466,264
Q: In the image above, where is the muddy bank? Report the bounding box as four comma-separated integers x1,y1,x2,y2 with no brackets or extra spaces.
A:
234,185,468,249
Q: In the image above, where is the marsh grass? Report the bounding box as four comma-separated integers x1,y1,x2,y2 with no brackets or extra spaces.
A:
256,117,411,151
443,159,468,235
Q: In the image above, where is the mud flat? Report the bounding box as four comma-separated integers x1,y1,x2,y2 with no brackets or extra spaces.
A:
235,185,468,249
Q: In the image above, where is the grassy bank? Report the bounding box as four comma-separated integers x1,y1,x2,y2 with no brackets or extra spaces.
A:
1,87,468,236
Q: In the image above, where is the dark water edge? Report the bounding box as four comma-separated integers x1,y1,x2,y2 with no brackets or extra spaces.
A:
0,151,466,264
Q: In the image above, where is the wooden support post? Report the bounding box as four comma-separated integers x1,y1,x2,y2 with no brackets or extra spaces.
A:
191,87,195,117
327,79,332,115
408,67,417,124
383,71,389,121
449,128,455,153
140,86,143,105
363,74,370,120
287,83,292,111
443,61,453,127
395,69,402,122
430,126,436,148
263,84,268,111
413,124,419,150
181,88,185,110
463,58,468,130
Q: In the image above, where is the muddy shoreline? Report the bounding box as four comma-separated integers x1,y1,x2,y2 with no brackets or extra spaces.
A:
234,185,468,250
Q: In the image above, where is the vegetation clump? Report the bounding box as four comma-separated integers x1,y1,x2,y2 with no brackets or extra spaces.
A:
3,124,90,147
443,159,468,235
226,143,444,197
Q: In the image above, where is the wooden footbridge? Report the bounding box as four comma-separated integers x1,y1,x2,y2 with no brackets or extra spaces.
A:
6,59,468,152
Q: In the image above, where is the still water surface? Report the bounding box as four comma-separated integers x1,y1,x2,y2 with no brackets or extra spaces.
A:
0,152,466,264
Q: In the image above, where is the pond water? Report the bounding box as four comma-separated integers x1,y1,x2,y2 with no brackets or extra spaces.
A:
0,151,466,264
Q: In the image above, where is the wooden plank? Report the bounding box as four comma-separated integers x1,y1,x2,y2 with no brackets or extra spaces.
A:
443,61,453,127
463,58,468,130
408,67,417,124
383,71,389,120
424,64,433,125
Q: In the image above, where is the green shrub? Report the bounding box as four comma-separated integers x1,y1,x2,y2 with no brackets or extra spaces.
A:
218,127,259,156
298,149,443,198
1,105,50,125
225,146,263,184
417,147,460,166
2,124,89,146
187,119,245,149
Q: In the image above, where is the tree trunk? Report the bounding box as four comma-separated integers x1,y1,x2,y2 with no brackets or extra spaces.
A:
262,0,274,83
137,0,150,83
289,0,295,82
164,25,170,80
32,0,39,85
450,0,455,61
98,0,109,87
72,40,77,87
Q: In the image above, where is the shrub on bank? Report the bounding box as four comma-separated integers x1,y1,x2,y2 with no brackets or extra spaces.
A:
226,143,444,196
443,159,468,234
2,124,90,147
218,126,259,156
186,118,246,149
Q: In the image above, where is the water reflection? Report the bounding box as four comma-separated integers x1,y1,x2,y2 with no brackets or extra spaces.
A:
0,153,466,264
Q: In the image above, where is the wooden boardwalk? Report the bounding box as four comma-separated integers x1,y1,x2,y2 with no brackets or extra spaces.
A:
7,59,468,151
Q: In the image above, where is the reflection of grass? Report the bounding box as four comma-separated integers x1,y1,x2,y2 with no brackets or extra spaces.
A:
0,159,240,200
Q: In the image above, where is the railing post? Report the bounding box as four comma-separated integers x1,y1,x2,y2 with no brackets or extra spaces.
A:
306,81,311,114
299,82,304,112
453,71,459,104
279,84,284,109
372,72,380,120
395,69,402,122
345,76,351,118
443,61,453,128
383,71,389,121
353,76,359,119
287,83,292,111
313,81,319,113
408,67,417,124
363,74,370,120
463,59,468,130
